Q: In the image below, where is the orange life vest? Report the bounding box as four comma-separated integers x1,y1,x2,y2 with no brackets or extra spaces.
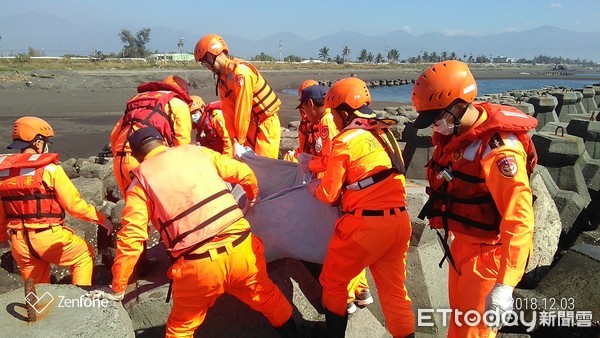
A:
419,102,538,239
122,81,193,146
299,118,320,155
0,153,64,225
196,101,225,153
133,145,243,258
220,59,280,121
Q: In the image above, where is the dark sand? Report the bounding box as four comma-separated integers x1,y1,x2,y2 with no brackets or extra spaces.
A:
1,66,598,159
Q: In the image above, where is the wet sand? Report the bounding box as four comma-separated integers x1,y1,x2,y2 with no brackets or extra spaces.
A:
1,66,598,159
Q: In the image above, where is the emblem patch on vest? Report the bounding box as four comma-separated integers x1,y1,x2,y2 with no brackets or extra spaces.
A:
497,156,517,177
234,74,244,87
320,126,329,139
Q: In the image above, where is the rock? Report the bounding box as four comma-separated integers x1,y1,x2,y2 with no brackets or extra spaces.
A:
60,158,79,178
70,177,104,206
287,120,301,130
78,162,113,180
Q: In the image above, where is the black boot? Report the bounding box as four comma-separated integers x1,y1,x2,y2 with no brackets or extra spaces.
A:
274,316,300,338
324,307,348,338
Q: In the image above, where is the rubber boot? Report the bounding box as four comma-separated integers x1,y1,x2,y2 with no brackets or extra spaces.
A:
274,316,300,338
325,307,348,338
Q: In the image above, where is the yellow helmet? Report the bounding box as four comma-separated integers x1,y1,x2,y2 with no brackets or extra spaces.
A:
190,95,206,113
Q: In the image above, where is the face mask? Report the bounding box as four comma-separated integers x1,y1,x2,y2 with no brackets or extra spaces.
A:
191,112,201,124
433,114,455,135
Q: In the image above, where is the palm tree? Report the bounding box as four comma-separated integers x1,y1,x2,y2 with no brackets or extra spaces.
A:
374,53,384,64
366,52,374,64
358,49,369,63
387,48,400,64
318,46,330,62
342,46,351,64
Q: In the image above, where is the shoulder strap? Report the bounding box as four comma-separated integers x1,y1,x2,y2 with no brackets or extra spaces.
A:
369,129,406,174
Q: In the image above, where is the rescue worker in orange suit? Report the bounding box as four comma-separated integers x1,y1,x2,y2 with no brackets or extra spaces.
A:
307,78,415,337
194,34,281,159
412,60,537,338
0,117,113,285
110,75,194,196
296,84,372,315
283,79,320,162
87,126,300,338
190,95,232,154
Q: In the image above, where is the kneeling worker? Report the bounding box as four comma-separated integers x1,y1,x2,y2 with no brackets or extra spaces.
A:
0,116,113,285
88,126,300,338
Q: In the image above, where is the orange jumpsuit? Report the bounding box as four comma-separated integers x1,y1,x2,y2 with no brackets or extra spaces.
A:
111,145,291,337
110,97,191,196
314,128,414,337
196,106,231,154
424,104,535,338
0,156,107,285
218,58,281,158
306,108,370,304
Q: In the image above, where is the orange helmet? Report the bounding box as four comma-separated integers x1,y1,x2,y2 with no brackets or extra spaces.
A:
163,75,189,94
8,116,54,149
194,34,228,62
324,77,375,119
189,95,206,113
297,79,319,97
412,60,477,128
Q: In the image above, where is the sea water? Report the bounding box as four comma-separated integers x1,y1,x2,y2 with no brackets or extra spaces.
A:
370,78,600,103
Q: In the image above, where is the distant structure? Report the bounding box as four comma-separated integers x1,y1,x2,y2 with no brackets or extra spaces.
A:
493,56,516,63
148,53,195,62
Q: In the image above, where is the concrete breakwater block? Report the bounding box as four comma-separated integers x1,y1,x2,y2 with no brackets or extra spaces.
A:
126,245,387,337
514,248,600,334
550,91,580,122
577,87,598,115
508,102,535,116
574,91,587,115
520,168,562,288
566,119,600,159
402,124,434,180
526,96,559,131
0,284,134,337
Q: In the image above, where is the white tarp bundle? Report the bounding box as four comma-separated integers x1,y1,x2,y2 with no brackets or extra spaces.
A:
235,153,340,263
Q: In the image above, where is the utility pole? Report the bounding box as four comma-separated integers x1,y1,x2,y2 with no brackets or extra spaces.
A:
178,35,185,59
279,40,283,63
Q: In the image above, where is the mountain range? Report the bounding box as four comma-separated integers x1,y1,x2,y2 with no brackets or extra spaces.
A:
1,11,599,62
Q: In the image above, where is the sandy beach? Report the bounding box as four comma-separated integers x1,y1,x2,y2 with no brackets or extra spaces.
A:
1,65,599,159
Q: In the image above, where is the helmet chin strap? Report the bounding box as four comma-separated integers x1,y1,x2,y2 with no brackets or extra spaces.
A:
445,102,468,135
453,117,461,135
213,73,219,96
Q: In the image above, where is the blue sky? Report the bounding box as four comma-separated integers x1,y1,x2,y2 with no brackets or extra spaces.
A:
3,0,600,40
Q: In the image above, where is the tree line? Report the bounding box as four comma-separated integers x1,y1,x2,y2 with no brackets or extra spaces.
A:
10,28,598,67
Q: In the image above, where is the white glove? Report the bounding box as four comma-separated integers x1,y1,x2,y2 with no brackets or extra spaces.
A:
85,285,125,302
233,143,246,159
244,197,259,214
484,283,514,330
297,153,314,173
100,219,114,235
307,178,322,196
